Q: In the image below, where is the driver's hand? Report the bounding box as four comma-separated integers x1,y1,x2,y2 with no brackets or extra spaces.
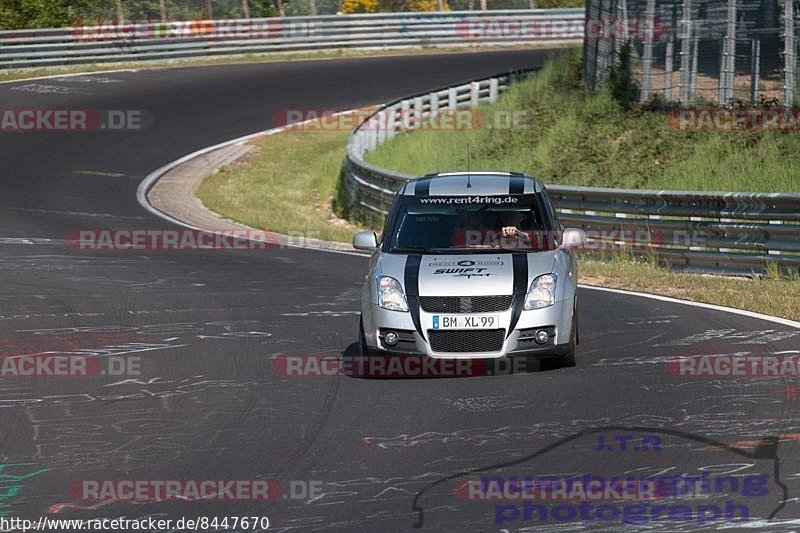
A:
502,226,521,236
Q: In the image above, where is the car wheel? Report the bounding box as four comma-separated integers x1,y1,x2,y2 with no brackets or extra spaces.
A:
359,316,374,356
560,307,577,368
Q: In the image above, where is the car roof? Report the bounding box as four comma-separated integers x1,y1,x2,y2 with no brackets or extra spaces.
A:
400,172,543,196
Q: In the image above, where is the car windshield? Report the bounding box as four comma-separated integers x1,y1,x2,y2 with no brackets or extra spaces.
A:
387,194,557,253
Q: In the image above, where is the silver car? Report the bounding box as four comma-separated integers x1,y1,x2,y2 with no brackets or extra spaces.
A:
353,172,584,367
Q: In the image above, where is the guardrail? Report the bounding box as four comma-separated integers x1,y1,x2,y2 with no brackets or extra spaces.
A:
344,71,800,276
0,9,583,69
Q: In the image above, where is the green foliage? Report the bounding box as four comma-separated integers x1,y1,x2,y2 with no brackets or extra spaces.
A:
197,128,362,243
534,0,583,7
0,0,585,29
606,42,639,110
340,0,378,12
0,0,94,29
366,48,800,193
341,0,451,12
248,0,279,16
0,0,277,29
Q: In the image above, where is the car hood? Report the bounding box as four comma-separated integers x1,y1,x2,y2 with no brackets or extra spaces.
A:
376,252,559,297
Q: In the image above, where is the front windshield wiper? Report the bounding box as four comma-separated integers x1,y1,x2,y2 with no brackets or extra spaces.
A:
389,246,524,254
389,246,436,254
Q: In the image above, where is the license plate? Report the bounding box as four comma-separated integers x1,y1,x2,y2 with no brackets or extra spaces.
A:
432,315,498,330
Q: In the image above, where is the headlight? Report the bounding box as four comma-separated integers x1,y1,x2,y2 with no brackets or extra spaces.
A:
377,276,408,312
524,273,557,310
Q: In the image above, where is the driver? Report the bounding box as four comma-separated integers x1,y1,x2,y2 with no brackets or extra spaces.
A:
450,210,527,248
501,211,524,237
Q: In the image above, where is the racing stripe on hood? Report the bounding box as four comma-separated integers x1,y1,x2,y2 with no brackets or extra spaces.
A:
404,254,424,338
507,253,529,337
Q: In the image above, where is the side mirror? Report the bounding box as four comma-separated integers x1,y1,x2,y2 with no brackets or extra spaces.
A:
561,228,586,249
353,231,379,251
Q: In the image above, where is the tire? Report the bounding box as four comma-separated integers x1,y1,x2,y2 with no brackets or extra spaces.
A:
560,306,578,368
359,316,374,356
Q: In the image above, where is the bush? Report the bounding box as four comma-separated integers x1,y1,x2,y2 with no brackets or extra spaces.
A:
340,0,380,12
606,43,639,109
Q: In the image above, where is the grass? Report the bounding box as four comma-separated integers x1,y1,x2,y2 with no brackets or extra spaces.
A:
579,252,800,321
366,48,800,193
198,123,800,321
536,0,584,6
197,128,360,243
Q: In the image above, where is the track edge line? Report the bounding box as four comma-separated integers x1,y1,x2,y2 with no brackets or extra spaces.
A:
136,111,371,258
578,284,800,329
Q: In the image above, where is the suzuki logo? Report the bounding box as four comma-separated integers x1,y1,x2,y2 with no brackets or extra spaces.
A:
459,297,473,313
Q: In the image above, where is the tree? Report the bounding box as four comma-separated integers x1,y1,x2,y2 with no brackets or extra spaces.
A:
340,0,447,12
607,43,640,109
340,0,379,12
407,0,445,9
249,0,279,17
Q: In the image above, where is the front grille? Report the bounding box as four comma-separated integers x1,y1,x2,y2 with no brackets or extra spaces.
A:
427,329,506,353
419,295,513,314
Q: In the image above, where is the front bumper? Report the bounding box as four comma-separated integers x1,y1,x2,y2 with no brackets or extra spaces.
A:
362,298,575,359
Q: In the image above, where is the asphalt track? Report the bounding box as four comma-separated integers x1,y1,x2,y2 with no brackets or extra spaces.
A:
1,49,800,532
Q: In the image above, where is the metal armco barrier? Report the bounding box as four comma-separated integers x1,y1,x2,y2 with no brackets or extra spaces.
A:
344,71,800,276
0,10,583,69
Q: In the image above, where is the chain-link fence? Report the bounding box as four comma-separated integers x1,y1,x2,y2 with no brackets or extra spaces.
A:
585,0,799,107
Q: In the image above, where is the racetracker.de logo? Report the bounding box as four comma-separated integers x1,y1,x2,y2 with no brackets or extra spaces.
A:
667,353,800,377
449,228,696,251
69,18,316,40
272,109,533,132
1,109,151,132
272,354,533,378
455,477,661,501
274,108,484,131
67,229,283,251
455,17,668,41
0,354,139,377
69,479,280,501
667,109,800,131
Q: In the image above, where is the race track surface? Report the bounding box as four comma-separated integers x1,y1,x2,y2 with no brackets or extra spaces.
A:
1,49,799,531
